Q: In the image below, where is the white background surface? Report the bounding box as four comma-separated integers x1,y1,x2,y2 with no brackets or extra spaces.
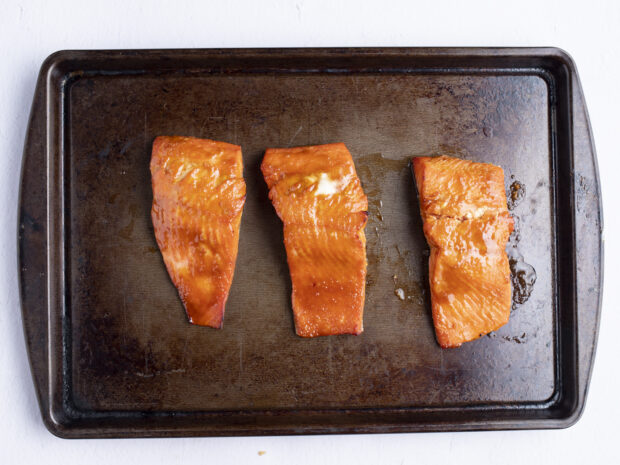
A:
1,0,618,463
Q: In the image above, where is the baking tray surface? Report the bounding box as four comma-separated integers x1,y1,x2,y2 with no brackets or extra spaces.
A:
18,48,602,437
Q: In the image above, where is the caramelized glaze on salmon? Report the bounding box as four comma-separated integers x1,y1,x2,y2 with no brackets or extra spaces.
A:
150,136,246,328
261,143,368,337
412,156,514,348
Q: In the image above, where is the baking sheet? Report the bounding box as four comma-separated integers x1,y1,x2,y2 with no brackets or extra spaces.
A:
18,48,602,437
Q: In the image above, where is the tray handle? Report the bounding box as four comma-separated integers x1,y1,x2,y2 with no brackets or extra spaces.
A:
568,54,603,424
18,62,54,433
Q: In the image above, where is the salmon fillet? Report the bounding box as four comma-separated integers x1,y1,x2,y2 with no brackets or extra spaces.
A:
412,155,514,348
150,136,246,328
261,143,368,337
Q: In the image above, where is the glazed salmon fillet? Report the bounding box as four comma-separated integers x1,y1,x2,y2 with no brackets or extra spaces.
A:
151,136,246,328
261,143,368,337
412,156,514,348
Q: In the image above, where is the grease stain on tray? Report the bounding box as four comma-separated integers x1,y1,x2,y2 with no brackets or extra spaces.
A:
119,204,138,240
356,153,425,305
506,180,537,310
508,180,526,210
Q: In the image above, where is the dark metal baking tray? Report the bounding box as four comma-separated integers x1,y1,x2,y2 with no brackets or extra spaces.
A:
18,48,602,438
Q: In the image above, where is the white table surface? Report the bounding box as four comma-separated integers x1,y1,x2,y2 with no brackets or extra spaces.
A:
1,0,618,463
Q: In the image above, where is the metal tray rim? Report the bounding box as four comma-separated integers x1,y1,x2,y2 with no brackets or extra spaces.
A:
18,47,603,438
